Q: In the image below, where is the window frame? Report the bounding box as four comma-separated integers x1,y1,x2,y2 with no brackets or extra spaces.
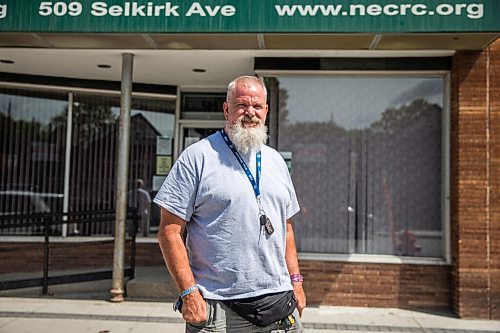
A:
260,70,451,266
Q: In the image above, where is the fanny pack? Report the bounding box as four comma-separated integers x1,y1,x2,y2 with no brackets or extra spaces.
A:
222,290,297,327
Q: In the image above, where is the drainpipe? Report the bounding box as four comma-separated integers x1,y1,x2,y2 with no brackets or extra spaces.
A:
110,53,134,302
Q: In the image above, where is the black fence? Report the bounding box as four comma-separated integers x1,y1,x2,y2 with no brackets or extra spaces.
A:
0,209,138,294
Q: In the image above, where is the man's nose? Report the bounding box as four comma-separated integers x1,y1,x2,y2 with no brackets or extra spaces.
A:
244,106,256,117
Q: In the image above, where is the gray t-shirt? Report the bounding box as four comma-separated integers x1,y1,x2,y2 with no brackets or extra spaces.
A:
154,131,300,300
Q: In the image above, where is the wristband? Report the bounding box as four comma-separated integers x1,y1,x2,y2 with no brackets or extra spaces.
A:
290,274,304,284
179,285,199,299
173,285,199,312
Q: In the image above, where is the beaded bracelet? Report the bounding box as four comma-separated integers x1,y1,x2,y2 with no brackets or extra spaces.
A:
173,285,199,312
179,285,199,299
290,274,304,284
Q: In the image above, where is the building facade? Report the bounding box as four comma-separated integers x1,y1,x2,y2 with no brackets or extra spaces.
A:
0,0,499,319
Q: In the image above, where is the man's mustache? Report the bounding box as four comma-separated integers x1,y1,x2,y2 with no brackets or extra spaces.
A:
240,116,260,125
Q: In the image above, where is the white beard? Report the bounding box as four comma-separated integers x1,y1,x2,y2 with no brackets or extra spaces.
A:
225,118,268,154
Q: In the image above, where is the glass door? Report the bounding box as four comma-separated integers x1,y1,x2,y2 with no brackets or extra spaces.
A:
178,121,225,153
177,92,226,156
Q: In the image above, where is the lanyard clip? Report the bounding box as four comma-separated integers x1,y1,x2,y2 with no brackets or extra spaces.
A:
256,195,265,215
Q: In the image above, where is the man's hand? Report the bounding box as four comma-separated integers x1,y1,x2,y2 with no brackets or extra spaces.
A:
181,290,207,324
293,282,306,317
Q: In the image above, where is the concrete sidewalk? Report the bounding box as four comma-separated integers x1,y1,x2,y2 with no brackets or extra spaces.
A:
0,296,499,333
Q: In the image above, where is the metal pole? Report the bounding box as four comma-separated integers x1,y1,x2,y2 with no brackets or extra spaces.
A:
110,53,134,302
130,208,138,280
62,92,74,237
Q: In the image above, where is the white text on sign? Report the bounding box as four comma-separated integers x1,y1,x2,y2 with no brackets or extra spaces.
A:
0,4,7,19
37,2,237,17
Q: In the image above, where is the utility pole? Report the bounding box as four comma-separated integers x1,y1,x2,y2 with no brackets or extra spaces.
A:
110,52,134,302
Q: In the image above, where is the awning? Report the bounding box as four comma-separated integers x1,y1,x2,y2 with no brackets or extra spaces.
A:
1,0,499,34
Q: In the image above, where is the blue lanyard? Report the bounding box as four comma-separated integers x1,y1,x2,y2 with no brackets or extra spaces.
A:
220,129,261,197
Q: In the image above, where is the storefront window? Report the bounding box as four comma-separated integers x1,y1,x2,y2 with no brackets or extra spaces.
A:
0,86,175,236
0,89,67,228
276,76,445,258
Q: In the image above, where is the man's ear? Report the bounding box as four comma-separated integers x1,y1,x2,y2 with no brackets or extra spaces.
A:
223,102,229,118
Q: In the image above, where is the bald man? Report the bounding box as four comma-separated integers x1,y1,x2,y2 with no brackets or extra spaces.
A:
155,76,306,332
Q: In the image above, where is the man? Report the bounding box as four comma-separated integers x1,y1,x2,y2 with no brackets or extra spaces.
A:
154,76,306,332
128,178,151,236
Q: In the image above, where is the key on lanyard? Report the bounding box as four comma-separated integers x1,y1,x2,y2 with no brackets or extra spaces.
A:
257,196,274,235
260,214,275,235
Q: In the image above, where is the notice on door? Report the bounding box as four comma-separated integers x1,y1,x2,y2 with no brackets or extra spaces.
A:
157,136,172,155
156,155,172,175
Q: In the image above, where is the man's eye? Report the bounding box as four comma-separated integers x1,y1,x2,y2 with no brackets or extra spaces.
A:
235,104,263,111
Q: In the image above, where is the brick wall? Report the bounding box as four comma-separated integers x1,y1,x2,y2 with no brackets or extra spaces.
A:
451,38,500,319
0,241,163,274
300,260,450,309
135,241,165,266
490,39,500,322
1,240,450,310
0,243,45,274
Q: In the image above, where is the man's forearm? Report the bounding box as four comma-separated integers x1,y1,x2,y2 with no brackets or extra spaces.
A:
157,208,197,292
158,230,197,292
285,220,301,275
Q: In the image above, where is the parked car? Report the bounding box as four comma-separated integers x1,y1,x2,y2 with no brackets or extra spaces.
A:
0,190,64,235
0,190,63,215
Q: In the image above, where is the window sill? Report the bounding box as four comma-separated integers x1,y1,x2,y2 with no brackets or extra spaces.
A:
0,235,158,244
298,252,450,266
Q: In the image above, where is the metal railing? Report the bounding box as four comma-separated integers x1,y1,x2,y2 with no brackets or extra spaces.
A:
0,209,138,294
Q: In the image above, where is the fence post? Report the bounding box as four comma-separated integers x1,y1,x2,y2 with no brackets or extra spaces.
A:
42,216,50,295
130,208,138,280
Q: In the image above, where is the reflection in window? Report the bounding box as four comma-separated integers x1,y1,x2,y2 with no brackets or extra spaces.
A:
0,89,67,228
0,87,175,236
276,76,444,258
129,107,175,234
70,94,175,235
181,93,225,120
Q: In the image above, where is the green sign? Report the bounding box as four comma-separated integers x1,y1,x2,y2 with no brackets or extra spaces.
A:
0,0,499,33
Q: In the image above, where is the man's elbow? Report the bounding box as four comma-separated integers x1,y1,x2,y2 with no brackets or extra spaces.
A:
158,224,183,246
157,228,164,243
